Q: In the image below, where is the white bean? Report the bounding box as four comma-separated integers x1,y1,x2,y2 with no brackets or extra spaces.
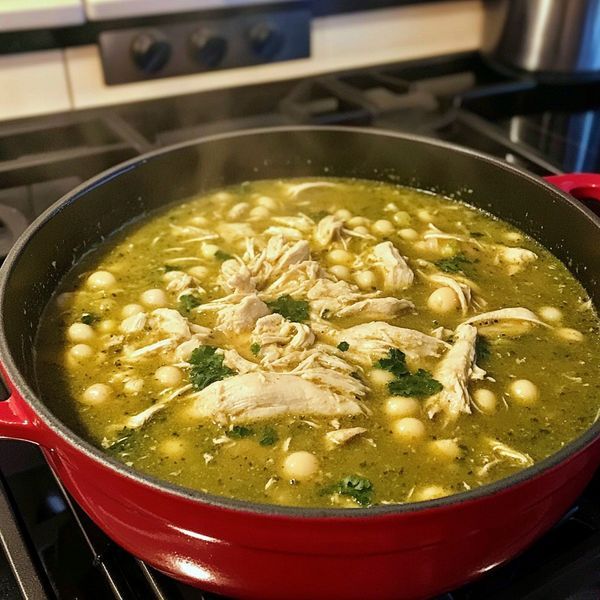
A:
392,417,426,441
353,226,370,236
140,289,168,308
69,344,94,360
98,320,116,333
385,397,420,418
86,270,117,290
393,211,411,227
539,306,562,323
427,287,460,313
372,219,395,236
81,383,112,405
556,327,584,342
67,323,95,343
509,379,539,405
334,208,352,220
124,378,144,395
369,369,395,387
347,216,369,228
354,270,377,290
329,265,351,280
398,228,418,240
428,439,460,460
282,451,319,481
191,216,209,227
159,438,186,458
473,388,497,413
327,249,353,266
121,303,144,318
163,270,185,282
417,209,433,222
155,366,183,387
414,485,450,501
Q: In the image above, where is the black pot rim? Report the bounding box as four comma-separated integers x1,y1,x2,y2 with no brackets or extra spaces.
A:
1,124,599,520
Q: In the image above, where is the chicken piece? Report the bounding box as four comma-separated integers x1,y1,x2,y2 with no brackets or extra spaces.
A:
165,273,193,293
174,330,212,361
336,297,414,320
426,273,474,315
325,427,367,448
251,314,315,362
317,321,448,363
265,260,325,297
284,181,340,198
217,222,254,243
272,214,314,233
219,259,257,294
314,215,345,247
423,224,471,243
227,202,250,220
216,294,270,334
425,323,485,426
188,372,364,423
493,246,538,275
372,242,414,291
151,309,191,339
306,278,366,317
478,437,534,476
222,349,259,374
265,226,304,240
120,312,147,334
463,307,550,336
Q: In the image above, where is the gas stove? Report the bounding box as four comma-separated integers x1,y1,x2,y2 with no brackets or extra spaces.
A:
0,51,599,600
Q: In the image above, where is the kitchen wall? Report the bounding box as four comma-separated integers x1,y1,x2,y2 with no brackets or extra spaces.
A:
0,0,483,121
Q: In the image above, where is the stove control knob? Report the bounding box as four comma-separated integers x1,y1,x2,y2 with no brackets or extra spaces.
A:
248,22,284,60
131,32,171,74
189,30,228,68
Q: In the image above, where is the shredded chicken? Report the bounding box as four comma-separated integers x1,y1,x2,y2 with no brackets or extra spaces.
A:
325,427,367,448
151,308,191,339
463,307,550,335
215,294,270,334
425,323,485,425
251,314,315,362
314,215,345,247
222,349,260,374
493,245,538,275
219,259,256,294
120,312,147,334
188,372,365,422
371,242,414,290
336,297,414,319
477,437,534,476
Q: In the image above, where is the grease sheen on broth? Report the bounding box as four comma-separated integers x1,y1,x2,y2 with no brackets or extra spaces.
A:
36,178,600,508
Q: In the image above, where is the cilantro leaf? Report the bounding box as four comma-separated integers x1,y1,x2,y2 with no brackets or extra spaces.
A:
259,427,278,446
376,348,409,377
337,341,350,352
229,425,253,439
80,312,99,325
188,346,235,391
214,250,233,261
336,475,373,506
388,369,443,398
250,342,261,356
435,253,472,274
475,335,490,363
179,293,202,314
267,295,309,323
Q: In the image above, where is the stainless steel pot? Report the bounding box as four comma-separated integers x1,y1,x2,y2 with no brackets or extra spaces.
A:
482,0,600,80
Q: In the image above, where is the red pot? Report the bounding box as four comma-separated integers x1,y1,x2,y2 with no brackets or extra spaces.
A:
0,127,599,600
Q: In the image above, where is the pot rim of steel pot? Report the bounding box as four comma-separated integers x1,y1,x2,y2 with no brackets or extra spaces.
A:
1,125,599,519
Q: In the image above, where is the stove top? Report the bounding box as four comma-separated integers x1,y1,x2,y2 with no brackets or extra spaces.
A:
0,51,599,599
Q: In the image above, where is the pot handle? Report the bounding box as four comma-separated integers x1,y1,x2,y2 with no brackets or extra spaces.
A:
544,173,600,203
0,368,45,445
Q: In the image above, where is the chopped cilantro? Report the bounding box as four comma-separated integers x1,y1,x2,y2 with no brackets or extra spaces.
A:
250,342,261,356
376,348,409,377
388,369,443,398
259,427,278,446
179,293,202,313
475,335,490,363
188,346,235,391
336,475,373,506
229,425,253,439
106,427,136,453
267,294,309,322
214,250,233,261
164,264,179,272
376,348,442,398
80,312,99,325
337,341,350,352
435,253,472,274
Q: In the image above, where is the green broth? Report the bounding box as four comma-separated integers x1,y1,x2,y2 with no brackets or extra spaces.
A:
36,178,600,507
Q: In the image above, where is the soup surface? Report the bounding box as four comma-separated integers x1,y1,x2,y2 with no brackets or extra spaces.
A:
36,178,600,508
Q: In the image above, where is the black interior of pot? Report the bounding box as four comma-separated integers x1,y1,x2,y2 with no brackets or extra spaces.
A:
2,127,599,389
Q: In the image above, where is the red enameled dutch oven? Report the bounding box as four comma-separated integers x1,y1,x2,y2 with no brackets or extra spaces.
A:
0,127,599,600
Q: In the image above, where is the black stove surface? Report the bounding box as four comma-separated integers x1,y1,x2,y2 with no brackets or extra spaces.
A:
0,51,599,599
